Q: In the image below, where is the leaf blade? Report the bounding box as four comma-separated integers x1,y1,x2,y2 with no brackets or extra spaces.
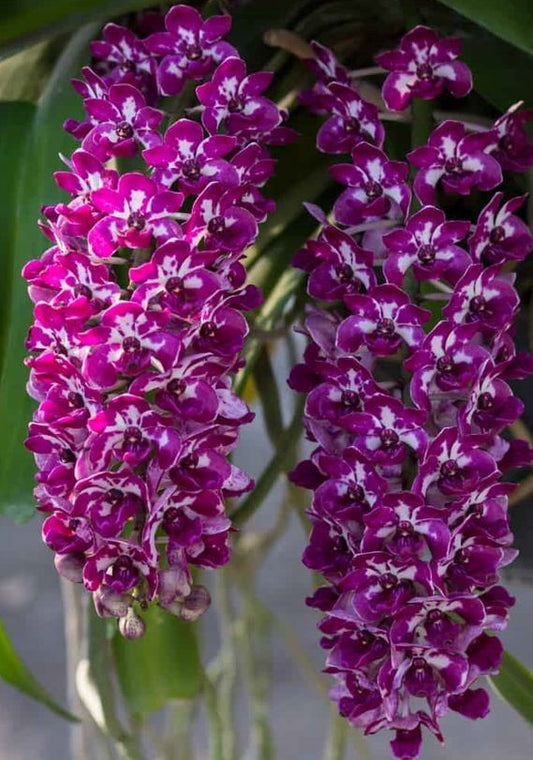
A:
438,0,533,55
489,650,533,724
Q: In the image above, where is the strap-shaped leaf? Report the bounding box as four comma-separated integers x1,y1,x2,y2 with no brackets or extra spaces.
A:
112,605,202,716
0,1,151,58
0,25,98,522
438,0,533,55
489,651,533,725
0,615,77,720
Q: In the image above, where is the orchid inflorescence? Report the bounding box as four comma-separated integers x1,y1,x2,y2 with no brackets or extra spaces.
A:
21,5,533,757
23,4,291,637
289,25,533,760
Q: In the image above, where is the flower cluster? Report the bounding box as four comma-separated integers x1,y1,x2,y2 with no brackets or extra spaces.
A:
291,26,533,759
24,4,290,636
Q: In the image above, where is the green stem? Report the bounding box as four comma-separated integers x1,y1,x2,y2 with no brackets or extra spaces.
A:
323,705,347,760
231,395,305,526
253,346,284,447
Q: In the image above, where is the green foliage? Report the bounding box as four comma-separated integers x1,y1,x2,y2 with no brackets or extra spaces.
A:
112,606,202,716
0,26,97,522
489,651,533,725
0,1,152,58
0,615,76,720
438,0,533,55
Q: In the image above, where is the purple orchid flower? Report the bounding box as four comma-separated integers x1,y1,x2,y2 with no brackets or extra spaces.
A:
130,239,222,316
85,393,181,471
491,101,533,172
80,302,180,388
317,82,385,154
376,25,473,112
459,358,524,435
408,121,502,204
469,192,533,264
143,118,238,192
88,172,183,257
294,224,377,300
442,264,519,332
186,182,258,251
405,321,489,411
342,393,428,464
413,427,499,503
81,83,163,160
83,540,157,597
332,143,411,225
361,492,450,560
91,23,156,95
383,206,471,285
72,470,147,538
145,4,236,96
196,57,283,139
337,284,430,357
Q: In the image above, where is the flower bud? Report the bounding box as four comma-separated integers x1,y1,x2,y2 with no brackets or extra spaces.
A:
54,552,85,583
177,584,211,622
93,585,131,618
118,607,145,639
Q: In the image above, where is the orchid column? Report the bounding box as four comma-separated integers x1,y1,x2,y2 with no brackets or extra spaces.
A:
23,4,291,637
289,26,533,760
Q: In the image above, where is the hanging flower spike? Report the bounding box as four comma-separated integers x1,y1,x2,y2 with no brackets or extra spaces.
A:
376,25,473,111
24,6,291,636
291,30,530,760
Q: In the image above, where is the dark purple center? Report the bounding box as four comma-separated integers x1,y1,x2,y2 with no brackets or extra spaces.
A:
207,216,225,234
166,276,184,294
416,63,433,80
376,318,396,337
499,134,515,154
127,212,146,231
341,389,360,409
440,458,459,478
489,225,506,244
182,158,201,180
344,117,361,134
364,180,383,200
417,244,436,265
200,320,217,338
59,448,76,464
107,488,124,506
379,572,397,589
167,378,186,396
347,484,365,503
335,263,354,283
380,428,399,448
436,355,454,374
116,121,134,139
186,44,203,60
477,391,494,410
124,426,143,445
74,283,92,298
122,336,141,354
469,295,486,313
67,391,84,408
444,157,463,173
180,453,198,469
227,96,244,113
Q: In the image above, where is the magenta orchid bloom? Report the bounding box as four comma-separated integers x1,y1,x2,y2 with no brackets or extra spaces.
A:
376,25,473,112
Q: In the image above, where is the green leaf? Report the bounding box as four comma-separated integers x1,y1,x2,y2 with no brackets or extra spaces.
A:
0,25,98,522
0,615,77,720
463,34,533,109
489,651,533,724
438,0,533,55
112,606,202,717
0,1,152,58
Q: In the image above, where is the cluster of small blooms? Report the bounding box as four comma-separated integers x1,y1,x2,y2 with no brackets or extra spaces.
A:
24,4,291,637
290,26,533,759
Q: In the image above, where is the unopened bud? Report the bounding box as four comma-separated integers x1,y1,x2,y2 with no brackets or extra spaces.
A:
93,585,131,618
178,585,211,622
118,607,145,640
54,553,85,583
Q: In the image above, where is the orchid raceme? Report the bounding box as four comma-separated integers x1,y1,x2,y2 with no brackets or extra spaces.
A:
23,3,289,637
290,28,533,760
